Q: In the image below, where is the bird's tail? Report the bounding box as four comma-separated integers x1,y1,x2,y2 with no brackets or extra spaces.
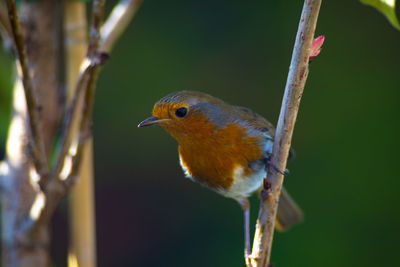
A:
275,187,303,231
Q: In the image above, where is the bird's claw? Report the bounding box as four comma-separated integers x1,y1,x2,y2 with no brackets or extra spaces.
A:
265,157,289,175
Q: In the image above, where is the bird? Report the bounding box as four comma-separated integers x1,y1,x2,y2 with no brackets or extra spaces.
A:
138,91,302,266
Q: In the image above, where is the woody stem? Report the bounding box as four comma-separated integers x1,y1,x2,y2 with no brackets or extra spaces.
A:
5,0,48,178
250,0,322,266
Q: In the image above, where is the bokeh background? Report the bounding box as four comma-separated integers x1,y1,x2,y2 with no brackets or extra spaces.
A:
1,0,400,266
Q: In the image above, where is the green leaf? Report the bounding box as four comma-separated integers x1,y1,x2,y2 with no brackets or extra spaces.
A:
361,0,400,30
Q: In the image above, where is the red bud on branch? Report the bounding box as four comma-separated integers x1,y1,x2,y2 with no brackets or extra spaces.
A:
309,35,325,62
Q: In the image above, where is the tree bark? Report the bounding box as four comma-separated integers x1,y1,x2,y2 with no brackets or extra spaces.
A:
1,0,61,265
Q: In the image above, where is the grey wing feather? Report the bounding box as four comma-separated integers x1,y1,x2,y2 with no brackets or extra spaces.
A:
233,106,275,138
233,105,295,160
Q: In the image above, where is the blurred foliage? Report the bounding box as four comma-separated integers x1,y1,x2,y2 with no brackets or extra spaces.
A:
1,0,400,266
361,0,400,30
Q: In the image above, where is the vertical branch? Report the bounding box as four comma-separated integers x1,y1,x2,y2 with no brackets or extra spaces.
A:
63,2,97,267
68,143,96,267
66,0,105,266
55,0,145,179
57,2,143,264
73,0,105,147
251,0,322,266
55,0,145,181
66,0,145,260
67,0,145,197
87,0,106,57
4,0,48,177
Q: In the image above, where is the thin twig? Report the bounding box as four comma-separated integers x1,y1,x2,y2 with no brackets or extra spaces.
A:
100,0,143,52
51,0,107,185
52,61,90,179
51,55,106,183
58,0,106,185
250,1,322,266
5,0,48,177
64,71,99,186
52,0,108,181
54,0,143,182
87,0,106,58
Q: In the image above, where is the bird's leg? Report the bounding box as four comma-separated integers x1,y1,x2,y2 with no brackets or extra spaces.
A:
236,197,252,267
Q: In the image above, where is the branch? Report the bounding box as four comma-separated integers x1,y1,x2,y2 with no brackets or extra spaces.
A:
21,0,144,239
250,0,322,266
54,0,107,179
52,0,107,182
76,0,107,157
62,68,99,190
5,0,48,177
51,54,107,186
100,0,143,53
16,0,107,241
56,0,106,182
0,4,13,49
54,0,144,182
87,0,106,58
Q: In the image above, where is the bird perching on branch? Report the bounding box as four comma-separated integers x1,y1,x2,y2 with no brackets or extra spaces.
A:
139,91,303,266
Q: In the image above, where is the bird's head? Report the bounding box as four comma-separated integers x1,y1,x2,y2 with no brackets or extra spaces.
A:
138,91,231,142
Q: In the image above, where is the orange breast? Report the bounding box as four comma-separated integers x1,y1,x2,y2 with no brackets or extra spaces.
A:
176,119,263,191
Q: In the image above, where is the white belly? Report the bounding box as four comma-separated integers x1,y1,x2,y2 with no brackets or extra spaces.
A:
221,165,266,198
179,154,266,199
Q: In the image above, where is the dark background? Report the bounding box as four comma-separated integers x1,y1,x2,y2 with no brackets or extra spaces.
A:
1,1,400,266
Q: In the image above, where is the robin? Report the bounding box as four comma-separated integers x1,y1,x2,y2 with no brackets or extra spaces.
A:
138,91,302,265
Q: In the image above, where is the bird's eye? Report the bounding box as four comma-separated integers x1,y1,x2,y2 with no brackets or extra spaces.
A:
175,107,187,118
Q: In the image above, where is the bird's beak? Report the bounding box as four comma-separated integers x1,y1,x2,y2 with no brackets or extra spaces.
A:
137,116,169,127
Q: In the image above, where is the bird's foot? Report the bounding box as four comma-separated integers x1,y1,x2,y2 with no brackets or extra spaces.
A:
264,157,289,175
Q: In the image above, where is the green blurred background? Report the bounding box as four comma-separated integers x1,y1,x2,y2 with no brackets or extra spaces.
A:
1,0,400,266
